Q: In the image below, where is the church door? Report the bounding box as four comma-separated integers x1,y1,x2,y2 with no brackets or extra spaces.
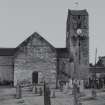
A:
32,71,38,84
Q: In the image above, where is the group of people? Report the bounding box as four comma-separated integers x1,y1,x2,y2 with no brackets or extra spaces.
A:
59,76,105,90
84,76,105,89
59,79,84,93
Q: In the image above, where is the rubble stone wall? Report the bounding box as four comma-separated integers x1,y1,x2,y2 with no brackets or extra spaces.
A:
14,35,57,88
0,56,14,81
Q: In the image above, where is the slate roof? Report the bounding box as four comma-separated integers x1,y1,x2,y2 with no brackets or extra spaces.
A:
56,48,69,58
0,48,15,56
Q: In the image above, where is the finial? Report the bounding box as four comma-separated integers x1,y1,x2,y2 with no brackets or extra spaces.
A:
74,1,79,9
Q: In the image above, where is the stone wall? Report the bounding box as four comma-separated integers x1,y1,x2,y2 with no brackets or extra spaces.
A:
0,56,14,81
14,34,57,88
57,58,70,81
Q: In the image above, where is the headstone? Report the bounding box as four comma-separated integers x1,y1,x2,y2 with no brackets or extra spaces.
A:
91,89,96,98
69,79,73,88
66,82,69,89
44,82,51,105
51,90,56,98
59,81,63,91
16,81,22,99
64,82,69,93
39,87,43,96
73,82,78,105
79,80,84,92
33,84,37,94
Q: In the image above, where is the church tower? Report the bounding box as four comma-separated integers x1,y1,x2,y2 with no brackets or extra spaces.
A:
66,9,89,79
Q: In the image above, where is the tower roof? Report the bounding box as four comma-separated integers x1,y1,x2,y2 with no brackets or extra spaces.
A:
68,9,88,15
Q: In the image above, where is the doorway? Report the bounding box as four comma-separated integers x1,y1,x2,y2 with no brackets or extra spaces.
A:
32,71,38,84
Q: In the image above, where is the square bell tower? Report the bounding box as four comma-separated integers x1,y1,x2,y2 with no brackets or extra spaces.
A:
66,9,89,79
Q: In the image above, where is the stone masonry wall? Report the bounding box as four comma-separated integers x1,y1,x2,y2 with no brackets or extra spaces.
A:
14,34,57,88
0,56,14,81
58,58,70,80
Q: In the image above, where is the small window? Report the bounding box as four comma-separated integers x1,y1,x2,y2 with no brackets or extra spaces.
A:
78,15,81,19
78,23,81,28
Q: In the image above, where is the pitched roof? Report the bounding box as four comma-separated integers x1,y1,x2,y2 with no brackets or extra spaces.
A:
15,32,56,53
0,48,15,56
56,48,69,58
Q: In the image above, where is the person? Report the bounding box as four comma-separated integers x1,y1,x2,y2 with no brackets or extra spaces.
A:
69,78,73,88
99,78,102,89
39,87,43,96
59,80,63,91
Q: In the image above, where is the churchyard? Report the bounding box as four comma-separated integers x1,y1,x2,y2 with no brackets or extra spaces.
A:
0,84,105,105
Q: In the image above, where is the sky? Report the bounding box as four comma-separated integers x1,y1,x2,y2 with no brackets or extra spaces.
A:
0,0,105,64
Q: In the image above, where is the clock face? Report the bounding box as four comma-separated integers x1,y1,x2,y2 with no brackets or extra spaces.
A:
77,29,82,35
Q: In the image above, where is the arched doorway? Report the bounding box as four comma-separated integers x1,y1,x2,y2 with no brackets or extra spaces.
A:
32,71,38,84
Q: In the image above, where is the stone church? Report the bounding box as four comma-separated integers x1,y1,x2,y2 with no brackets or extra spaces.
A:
0,9,89,88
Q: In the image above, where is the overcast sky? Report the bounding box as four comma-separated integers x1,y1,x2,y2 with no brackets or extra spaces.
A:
0,0,105,63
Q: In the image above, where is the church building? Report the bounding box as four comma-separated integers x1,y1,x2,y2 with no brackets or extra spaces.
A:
0,9,89,88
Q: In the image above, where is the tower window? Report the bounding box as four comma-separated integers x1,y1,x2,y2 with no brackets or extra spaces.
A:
77,23,81,28
78,15,81,19
77,15,81,28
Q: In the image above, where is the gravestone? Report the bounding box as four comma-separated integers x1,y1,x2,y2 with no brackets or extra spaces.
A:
69,79,73,88
51,89,56,98
33,84,37,94
39,87,43,96
16,82,22,99
79,80,84,92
